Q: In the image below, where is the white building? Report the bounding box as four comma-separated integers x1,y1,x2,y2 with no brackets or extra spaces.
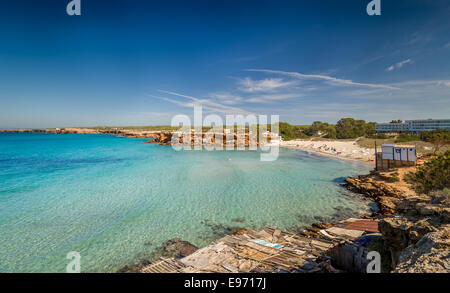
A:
382,144,416,162
375,123,409,133
376,119,450,133
407,119,450,132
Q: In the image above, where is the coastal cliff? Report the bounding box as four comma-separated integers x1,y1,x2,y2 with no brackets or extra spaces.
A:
343,159,450,272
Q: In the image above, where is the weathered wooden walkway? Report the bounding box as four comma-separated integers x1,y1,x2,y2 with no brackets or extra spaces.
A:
140,226,337,273
140,219,380,273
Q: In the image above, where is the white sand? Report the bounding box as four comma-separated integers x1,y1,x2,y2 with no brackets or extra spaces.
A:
280,139,375,163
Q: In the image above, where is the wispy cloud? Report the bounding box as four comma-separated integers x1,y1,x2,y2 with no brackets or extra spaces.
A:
148,68,449,124
152,90,251,114
209,93,243,105
386,58,413,71
149,95,196,108
246,69,399,90
237,77,299,93
246,93,302,104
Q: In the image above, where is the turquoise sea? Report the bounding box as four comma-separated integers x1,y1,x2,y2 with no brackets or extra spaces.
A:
0,133,371,272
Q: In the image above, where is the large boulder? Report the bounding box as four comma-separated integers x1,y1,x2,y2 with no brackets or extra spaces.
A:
416,203,442,216
378,217,414,268
415,203,450,223
379,218,413,251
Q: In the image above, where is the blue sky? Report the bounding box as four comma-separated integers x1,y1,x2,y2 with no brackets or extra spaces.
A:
0,0,449,128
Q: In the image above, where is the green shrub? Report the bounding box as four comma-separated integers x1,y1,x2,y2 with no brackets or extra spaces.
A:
279,122,309,141
406,150,450,194
395,134,420,143
305,121,337,138
366,133,395,139
388,176,400,182
336,118,375,139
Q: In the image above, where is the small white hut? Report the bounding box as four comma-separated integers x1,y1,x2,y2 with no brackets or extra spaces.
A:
381,144,416,162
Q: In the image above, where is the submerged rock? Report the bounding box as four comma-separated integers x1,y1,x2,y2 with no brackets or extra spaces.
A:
116,238,197,273
159,238,198,258
201,219,244,238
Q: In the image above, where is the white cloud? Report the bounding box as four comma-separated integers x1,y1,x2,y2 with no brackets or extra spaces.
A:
246,69,398,90
148,70,450,123
237,77,298,92
149,95,196,108
386,58,413,71
391,79,450,87
209,93,243,105
386,65,395,72
246,93,302,103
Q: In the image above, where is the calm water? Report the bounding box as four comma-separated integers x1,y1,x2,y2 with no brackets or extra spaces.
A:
0,133,371,272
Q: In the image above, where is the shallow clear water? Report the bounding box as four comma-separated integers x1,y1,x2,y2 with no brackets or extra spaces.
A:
0,133,371,272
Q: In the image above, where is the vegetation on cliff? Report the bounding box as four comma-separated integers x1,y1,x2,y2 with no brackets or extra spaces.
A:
406,150,450,194
421,129,450,154
335,118,375,139
278,118,376,140
278,122,309,141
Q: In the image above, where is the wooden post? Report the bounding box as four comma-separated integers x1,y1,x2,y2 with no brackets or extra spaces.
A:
375,135,378,170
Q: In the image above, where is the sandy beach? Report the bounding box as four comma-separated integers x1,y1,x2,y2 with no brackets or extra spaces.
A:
280,139,375,163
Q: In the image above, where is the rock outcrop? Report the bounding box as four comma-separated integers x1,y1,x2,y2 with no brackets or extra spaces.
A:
345,175,404,215
394,225,450,273
346,175,403,199
379,218,414,252
379,217,444,269
144,132,173,145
